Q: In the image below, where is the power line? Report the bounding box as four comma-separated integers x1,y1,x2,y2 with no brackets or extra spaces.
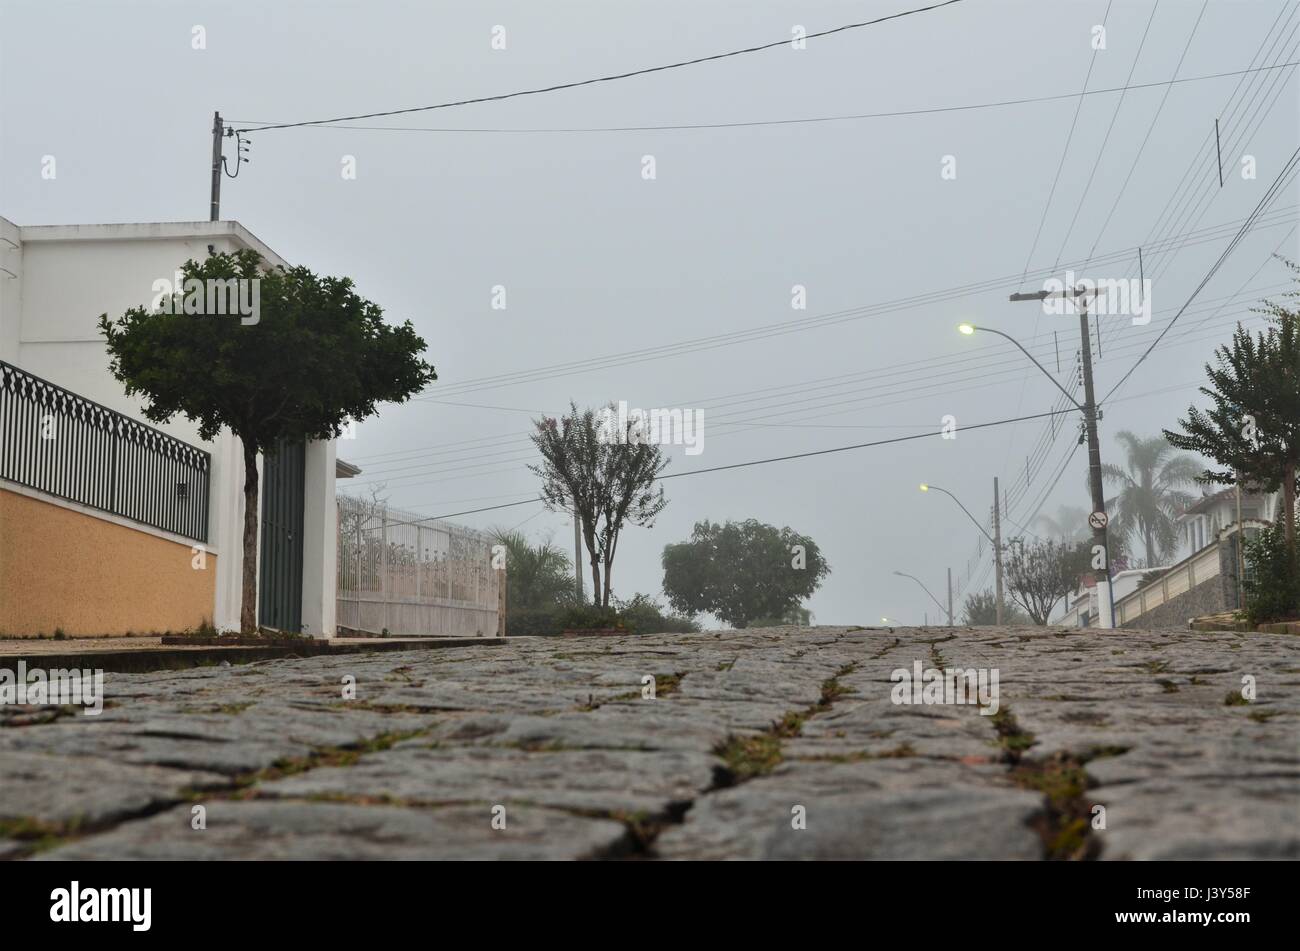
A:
234,0,966,134
1018,0,1113,287
1101,143,1300,404
372,406,1082,529
1137,2,1298,271
1085,0,1212,259
225,60,1300,136
414,208,1296,401
357,301,1284,499
1051,0,1161,267
350,281,1288,482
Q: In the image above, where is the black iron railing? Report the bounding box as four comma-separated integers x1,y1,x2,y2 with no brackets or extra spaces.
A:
0,360,210,542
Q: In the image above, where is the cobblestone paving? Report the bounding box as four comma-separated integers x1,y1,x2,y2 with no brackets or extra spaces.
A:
1,625,1295,860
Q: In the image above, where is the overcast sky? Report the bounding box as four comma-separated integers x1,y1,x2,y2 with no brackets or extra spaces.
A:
2,0,1297,625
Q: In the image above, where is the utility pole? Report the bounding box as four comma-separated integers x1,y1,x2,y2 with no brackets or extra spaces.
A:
947,566,953,627
1009,285,1117,628
573,510,584,604
992,476,1005,625
209,111,224,221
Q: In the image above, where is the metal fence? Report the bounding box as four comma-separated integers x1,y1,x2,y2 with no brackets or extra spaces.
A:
0,360,211,541
336,494,501,637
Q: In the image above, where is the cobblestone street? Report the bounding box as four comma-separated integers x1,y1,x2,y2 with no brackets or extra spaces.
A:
1,625,1296,860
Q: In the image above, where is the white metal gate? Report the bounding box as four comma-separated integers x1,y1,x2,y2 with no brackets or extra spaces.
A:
336,495,501,637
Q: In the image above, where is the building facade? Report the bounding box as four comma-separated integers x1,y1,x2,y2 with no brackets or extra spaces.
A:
0,217,339,637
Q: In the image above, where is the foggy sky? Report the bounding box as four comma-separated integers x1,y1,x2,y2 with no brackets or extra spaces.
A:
2,0,1296,625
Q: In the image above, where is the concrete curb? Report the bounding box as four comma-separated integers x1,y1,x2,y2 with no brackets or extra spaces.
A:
0,637,507,674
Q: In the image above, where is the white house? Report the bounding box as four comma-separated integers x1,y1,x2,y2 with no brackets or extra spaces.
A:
0,216,340,637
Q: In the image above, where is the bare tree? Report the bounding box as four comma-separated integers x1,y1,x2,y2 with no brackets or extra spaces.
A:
529,402,668,607
1005,538,1090,625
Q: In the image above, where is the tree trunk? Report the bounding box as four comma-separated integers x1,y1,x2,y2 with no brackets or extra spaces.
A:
1144,529,1154,568
583,526,600,608
602,555,612,608
240,441,260,634
1284,460,1297,559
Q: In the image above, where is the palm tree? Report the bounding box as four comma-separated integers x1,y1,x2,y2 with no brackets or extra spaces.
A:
1100,432,1200,567
488,528,576,610
1034,504,1091,544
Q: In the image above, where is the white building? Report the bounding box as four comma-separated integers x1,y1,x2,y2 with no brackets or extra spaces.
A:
0,217,340,637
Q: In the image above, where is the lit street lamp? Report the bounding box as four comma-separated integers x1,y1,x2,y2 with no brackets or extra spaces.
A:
956,320,1116,628
919,481,1005,625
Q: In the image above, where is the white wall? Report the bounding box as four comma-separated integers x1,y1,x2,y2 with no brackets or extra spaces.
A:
0,218,336,634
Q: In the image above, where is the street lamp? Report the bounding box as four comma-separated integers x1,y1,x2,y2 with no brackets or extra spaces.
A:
919,481,1005,625
957,319,1116,628
918,483,995,545
893,570,952,626
957,323,1082,409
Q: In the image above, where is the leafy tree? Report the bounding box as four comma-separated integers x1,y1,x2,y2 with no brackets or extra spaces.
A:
1165,265,1300,563
1243,516,1300,623
99,250,435,632
529,402,668,608
1004,538,1091,625
960,589,1028,626
1100,431,1199,567
661,519,829,628
489,528,576,611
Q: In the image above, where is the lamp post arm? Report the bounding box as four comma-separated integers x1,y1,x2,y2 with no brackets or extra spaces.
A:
926,484,997,548
894,571,948,616
975,326,1083,410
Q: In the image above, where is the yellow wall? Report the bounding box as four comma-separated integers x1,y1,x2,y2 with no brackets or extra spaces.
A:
0,487,216,636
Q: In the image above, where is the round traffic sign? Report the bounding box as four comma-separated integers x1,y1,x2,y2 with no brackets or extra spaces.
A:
1089,511,1109,530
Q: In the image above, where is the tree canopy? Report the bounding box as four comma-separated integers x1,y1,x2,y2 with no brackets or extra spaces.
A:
100,250,435,631
529,402,668,608
1100,431,1199,567
661,519,829,628
1164,262,1300,556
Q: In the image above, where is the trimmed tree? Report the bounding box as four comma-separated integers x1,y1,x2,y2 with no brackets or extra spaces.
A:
529,402,668,608
1164,268,1300,566
661,519,829,628
99,250,435,632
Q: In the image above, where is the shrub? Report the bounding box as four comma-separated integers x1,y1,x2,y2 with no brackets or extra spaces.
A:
504,607,564,637
613,593,699,634
502,596,698,636
1243,518,1300,624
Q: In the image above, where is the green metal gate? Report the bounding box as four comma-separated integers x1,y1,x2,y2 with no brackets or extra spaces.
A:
259,440,305,632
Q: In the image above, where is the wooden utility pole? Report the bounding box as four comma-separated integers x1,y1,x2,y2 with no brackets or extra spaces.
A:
947,566,953,627
992,477,1005,625
210,111,224,221
1008,285,1117,627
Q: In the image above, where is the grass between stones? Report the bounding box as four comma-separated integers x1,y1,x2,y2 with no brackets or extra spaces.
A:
712,663,859,785
990,705,1130,861
0,815,81,856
